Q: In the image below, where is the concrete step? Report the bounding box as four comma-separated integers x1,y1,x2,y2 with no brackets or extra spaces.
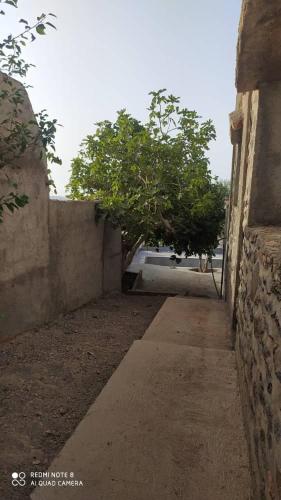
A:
143,297,232,350
31,339,250,500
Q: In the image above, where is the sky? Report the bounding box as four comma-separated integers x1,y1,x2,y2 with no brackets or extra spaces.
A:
3,0,241,196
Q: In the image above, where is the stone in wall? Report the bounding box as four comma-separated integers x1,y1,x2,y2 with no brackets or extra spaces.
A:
236,226,281,500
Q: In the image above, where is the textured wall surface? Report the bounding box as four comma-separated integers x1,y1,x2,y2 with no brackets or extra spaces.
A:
226,1,281,497
0,196,122,340
0,76,121,341
236,227,281,499
226,86,281,498
248,82,281,226
103,221,122,294
49,201,121,316
226,90,259,321
49,201,103,316
236,0,281,92
0,75,51,339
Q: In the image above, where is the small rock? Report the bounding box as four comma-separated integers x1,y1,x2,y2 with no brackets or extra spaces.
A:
45,430,55,436
87,351,95,357
59,407,67,416
35,411,42,417
33,459,41,465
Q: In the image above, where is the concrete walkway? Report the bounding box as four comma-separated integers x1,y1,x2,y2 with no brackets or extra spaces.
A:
32,297,251,500
127,248,222,298
144,297,232,350
134,263,221,297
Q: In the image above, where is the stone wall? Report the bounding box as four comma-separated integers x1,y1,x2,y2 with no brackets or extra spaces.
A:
225,89,259,323
226,87,281,499
0,75,121,341
227,81,281,322
236,0,281,92
236,227,281,499
227,2,281,497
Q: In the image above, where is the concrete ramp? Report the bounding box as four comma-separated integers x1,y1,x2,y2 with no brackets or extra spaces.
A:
32,298,250,500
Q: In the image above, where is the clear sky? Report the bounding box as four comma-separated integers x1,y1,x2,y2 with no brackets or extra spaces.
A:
3,0,241,196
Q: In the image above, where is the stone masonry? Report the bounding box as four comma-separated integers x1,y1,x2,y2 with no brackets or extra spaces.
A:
236,227,281,499
226,1,281,498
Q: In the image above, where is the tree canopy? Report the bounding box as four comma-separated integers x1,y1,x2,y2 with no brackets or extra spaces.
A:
68,89,227,267
0,0,60,222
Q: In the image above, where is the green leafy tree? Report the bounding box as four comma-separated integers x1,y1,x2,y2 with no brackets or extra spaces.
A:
68,89,226,270
0,0,61,222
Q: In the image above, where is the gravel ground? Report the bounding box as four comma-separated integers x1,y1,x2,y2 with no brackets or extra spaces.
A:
0,293,164,500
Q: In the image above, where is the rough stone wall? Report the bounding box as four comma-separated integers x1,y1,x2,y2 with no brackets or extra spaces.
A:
227,87,281,500
0,76,121,341
225,89,259,321
227,2,281,497
236,227,281,499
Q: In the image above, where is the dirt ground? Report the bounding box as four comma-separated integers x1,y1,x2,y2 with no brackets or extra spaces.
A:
0,293,164,500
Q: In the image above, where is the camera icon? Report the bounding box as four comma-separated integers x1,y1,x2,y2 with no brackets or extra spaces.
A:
12,472,26,487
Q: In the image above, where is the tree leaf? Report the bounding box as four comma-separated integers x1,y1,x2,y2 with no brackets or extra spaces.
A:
46,21,56,29
36,24,46,35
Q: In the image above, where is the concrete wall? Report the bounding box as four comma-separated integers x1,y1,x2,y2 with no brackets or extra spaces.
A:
0,76,121,341
103,221,123,294
0,75,51,339
49,201,122,317
49,200,102,316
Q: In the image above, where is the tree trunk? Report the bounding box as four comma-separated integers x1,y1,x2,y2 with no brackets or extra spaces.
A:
198,254,203,273
122,236,144,272
198,255,209,273
203,257,209,273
